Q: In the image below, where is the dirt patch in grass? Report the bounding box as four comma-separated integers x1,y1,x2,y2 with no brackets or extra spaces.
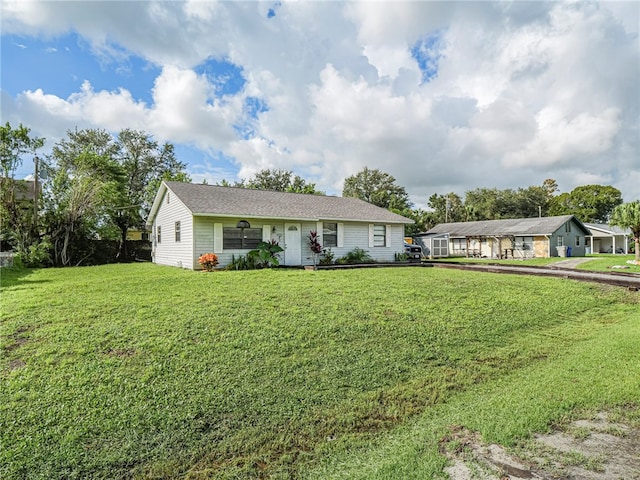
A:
440,410,640,479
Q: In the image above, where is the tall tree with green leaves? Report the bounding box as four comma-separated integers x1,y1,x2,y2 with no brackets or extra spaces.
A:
44,130,123,266
44,128,190,265
0,122,45,262
549,185,623,223
427,192,465,224
609,201,640,262
342,167,411,211
464,181,554,220
232,168,322,194
114,129,189,259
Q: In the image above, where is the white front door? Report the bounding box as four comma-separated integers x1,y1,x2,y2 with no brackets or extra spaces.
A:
284,223,302,265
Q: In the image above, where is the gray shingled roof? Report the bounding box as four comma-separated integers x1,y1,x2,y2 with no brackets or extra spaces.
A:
584,223,631,235
424,215,590,237
157,181,413,224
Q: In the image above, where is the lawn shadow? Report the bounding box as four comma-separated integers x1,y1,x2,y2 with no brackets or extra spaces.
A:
0,267,45,289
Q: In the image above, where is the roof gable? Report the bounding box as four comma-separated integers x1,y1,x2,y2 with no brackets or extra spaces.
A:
583,223,632,235
148,181,413,225
424,215,590,237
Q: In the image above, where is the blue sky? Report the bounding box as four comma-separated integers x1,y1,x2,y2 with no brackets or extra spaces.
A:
2,1,639,204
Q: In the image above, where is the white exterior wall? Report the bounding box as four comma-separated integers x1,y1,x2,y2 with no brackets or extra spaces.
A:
193,217,283,268
313,222,404,264
152,190,194,269
189,217,408,268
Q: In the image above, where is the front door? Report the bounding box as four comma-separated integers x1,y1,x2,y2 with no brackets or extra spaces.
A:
284,223,302,265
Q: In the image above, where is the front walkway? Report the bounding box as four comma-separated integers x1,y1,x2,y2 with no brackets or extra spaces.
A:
549,257,595,269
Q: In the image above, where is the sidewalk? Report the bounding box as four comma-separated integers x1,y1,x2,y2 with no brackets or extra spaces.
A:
549,258,595,269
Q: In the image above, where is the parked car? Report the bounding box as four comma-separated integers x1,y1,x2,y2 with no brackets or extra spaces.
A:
606,246,625,254
404,242,423,262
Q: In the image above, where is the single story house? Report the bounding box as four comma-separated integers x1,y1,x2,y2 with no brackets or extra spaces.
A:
414,215,591,259
583,223,632,254
146,181,414,269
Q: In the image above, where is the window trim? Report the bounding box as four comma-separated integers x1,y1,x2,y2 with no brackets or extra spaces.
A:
323,222,338,248
223,226,263,250
373,224,386,247
175,221,181,242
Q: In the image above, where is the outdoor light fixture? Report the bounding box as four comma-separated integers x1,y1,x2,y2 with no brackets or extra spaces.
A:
236,220,251,229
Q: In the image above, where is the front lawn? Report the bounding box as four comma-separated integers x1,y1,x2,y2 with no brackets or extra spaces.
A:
2,264,638,479
576,254,640,273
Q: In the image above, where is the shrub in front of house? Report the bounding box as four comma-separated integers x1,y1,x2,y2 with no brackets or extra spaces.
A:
198,253,219,271
319,248,335,265
336,247,373,264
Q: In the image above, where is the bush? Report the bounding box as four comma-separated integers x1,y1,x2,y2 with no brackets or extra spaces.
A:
394,252,410,262
337,247,373,264
247,241,284,268
319,248,335,266
225,254,258,271
198,253,219,271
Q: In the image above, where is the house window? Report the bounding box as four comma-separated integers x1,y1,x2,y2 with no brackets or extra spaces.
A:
557,236,564,246
575,236,581,247
565,222,571,232
514,236,533,251
323,222,337,248
223,227,262,249
373,224,386,247
157,225,162,244
166,192,170,204
451,238,466,254
175,221,181,242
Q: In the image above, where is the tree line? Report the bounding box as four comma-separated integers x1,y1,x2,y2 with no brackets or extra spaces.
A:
2,122,638,266
1,123,189,267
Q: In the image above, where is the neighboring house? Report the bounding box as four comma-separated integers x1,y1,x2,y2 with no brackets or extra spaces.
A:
413,232,449,258
583,223,631,254
126,227,150,242
0,178,38,202
146,181,414,269
414,215,591,259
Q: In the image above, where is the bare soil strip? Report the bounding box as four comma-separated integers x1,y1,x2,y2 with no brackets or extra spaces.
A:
441,411,640,480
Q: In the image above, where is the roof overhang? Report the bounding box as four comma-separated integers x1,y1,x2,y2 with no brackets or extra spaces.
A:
192,212,412,224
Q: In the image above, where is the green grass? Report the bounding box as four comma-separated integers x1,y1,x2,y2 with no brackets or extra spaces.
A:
576,254,640,273
2,264,639,479
431,254,640,274
429,256,563,267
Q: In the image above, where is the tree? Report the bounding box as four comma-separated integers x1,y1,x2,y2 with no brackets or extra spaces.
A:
0,122,45,263
609,201,640,262
427,192,464,224
549,185,623,223
114,129,189,260
464,181,554,220
342,167,411,211
241,168,322,194
464,187,501,220
43,148,122,266
44,128,190,265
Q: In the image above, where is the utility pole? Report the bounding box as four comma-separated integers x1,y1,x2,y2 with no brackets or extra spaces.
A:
445,195,450,223
34,156,39,231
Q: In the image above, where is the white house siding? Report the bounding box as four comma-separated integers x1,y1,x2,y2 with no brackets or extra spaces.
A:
189,218,407,268
152,191,194,269
313,222,404,263
191,217,283,268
